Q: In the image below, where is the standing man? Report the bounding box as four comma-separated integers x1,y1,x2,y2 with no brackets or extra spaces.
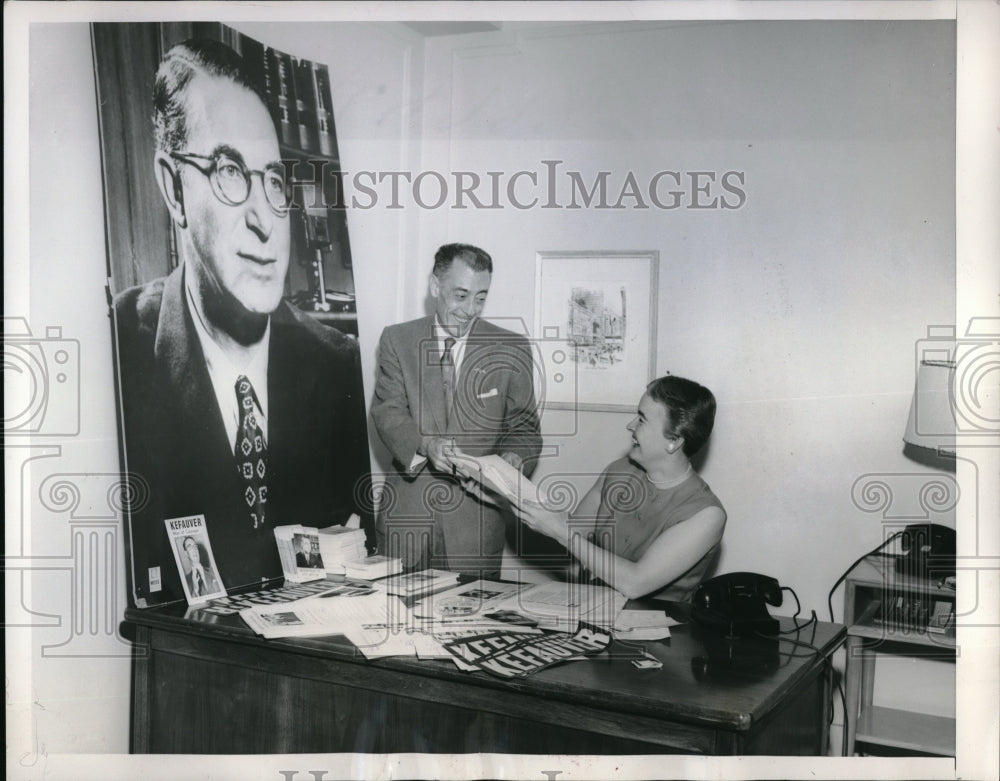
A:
113,39,370,603
372,243,542,578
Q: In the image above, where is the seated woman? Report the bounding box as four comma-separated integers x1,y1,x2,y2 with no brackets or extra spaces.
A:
511,375,726,602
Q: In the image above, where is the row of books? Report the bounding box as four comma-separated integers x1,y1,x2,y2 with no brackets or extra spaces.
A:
238,33,338,156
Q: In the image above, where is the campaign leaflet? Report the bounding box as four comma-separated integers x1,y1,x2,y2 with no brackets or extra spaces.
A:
442,624,612,679
164,514,226,605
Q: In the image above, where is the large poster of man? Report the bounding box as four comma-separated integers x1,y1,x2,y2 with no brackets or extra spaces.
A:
96,24,371,606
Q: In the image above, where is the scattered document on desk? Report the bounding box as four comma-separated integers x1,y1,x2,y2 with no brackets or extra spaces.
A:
490,582,627,632
449,453,540,504
412,579,527,619
194,578,349,615
343,554,402,580
613,609,679,640
416,619,543,670
382,569,461,598
443,624,612,679
239,581,382,639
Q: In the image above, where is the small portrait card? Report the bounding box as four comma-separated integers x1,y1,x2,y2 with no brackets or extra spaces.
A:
164,514,226,605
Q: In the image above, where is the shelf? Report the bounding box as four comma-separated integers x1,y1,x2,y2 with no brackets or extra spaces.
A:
856,705,955,756
844,555,957,758
847,622,956,651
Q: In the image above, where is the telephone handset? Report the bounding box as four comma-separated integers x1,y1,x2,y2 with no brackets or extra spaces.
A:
896,523,956,579
691,572,783,638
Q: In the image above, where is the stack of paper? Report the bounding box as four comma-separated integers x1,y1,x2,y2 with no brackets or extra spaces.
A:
449,453,540,504
315,525,367,574
343,554,402,580
613,609,678,640
273,525,326,583
382,569,461,599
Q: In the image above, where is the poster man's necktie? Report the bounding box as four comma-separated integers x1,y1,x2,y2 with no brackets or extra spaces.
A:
441,337,456,426
235,375,267,529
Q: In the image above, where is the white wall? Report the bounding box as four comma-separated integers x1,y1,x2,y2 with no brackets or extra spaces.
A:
415,20,958,722
416,20,956,609
13,16,969,760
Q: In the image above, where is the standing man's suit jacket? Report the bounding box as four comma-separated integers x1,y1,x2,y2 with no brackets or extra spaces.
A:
113,266,371,605
371,316,542,575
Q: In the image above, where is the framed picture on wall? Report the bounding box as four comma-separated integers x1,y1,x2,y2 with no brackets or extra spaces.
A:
534,250,659,412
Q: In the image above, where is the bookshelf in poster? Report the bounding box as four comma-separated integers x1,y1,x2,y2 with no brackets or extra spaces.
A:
236,33,338,157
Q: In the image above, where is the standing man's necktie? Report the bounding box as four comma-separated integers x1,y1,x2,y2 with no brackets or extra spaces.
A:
193,569,203,596
441,337,456,426
235,375,268,529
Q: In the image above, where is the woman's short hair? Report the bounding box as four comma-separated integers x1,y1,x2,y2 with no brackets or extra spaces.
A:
153,39,266,154
645,375,716,457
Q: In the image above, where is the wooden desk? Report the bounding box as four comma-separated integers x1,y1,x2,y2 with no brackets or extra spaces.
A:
125,600,844,755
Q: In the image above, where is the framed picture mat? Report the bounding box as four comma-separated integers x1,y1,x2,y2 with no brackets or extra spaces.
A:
534,250,659,412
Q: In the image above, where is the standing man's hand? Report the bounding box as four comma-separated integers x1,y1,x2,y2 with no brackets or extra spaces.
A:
422,436,460,474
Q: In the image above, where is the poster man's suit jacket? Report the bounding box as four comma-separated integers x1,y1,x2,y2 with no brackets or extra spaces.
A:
113,266,371,605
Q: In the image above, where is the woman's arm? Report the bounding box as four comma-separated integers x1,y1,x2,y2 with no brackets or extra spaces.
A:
513,499,725,600
570,505,725,599
510,473,605,541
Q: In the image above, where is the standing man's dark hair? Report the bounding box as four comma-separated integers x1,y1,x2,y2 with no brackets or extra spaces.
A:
432,243,493,277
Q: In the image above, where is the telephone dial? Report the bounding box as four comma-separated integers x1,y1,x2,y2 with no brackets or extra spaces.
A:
691,572,783,638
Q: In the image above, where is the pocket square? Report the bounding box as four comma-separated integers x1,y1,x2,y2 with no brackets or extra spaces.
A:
477,388,499,399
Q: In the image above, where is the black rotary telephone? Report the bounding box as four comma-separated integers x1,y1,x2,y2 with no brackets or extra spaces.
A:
896,523,956,579
691,572,783,638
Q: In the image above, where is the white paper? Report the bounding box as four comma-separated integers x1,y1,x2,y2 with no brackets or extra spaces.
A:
613,609,678,640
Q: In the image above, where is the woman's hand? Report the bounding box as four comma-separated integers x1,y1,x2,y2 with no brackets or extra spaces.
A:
510,499,570,548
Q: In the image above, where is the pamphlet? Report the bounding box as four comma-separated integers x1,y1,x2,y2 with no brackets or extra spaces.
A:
239,582,386,640
382,569,461,598
490,581,627,632
442,624,612,679
449,453,540,504
343,554,403,580
163,514,227,605
613,609,678,640
273,525,327,583
412,579,527,619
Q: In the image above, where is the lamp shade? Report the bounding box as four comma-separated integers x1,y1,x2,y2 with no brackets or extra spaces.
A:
903,360,956,455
